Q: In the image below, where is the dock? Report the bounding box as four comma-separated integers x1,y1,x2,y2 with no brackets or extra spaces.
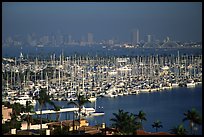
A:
20,107,95,115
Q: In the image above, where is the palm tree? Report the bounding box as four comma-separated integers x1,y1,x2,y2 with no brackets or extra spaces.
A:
170,124,187,135
135,110,147,130
34,88,55,135
53,105,61,122
183,108,202,135
110,109,138,135
11,102,25,116
152,120,163,132
21,101,35,130
110,109,128,134
9,112,22,130
67,94,90,127
8,102,24,129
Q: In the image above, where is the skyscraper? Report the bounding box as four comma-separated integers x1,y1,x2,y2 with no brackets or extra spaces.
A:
132,30,137,46
147,35,151,43
68,35,72,45
88,33,93,45
132,29,139,46
137,29,139,44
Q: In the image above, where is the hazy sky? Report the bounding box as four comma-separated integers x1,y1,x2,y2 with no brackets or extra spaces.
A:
2,2,202,42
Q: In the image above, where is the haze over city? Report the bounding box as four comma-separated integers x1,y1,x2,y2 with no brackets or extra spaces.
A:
2,2,202,136
2,2,202,43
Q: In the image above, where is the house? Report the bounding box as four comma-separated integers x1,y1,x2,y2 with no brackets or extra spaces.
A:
47,119,89,132
2,105,12,123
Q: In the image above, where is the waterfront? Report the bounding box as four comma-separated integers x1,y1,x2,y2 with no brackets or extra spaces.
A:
2,45,202,135
35,85,202,135
2,2,202,135
2,46,202,58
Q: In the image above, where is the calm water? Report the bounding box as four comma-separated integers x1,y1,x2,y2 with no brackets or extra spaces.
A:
3,46,202,134
35,85,202,135
2,46,202,58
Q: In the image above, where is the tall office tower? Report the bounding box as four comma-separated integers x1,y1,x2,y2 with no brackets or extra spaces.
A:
132,30,137,46
88,33,93,45
80,36,86,46
68,35,72,45
147,35,151,43
166,36,170,42
137,29,139,44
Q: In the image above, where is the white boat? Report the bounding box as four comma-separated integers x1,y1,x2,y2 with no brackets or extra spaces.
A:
187,82,196,88
117,92,124,96
13,95,36,106
88,96,97,102
90,111,105,116
172,83,179,88
105,92,118,98
123,91,129,95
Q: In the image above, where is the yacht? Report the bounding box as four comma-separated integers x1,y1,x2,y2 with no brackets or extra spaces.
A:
88,96,97,102
12,95,36,106
187,80,196,88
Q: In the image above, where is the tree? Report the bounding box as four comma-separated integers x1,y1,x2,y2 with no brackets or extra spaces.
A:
2,102,24,133
183,108,202,135
34,88,55,135
152,120,163,132
9,112,22,130
135,110,147,130
53,105,61,122
21,101,35,130
110,109,138,135
52,126,70,135
11,102,25,116
67,94,90,127
170,124,187,135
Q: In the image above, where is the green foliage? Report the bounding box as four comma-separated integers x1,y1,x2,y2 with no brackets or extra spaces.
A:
34,88,56,135
11,102,25,116
67,94,90,121
53,105,61,122
52,126,70,135
110,109,139,135
21,101,35,130
135,110,147,129
170,124,188,135
183,108,202,135
152,120,163,132
2,122,11,134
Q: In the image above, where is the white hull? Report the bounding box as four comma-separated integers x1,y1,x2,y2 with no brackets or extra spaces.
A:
172,83,179,88
90,112,105,116
88,97,97,102
187,83,196,88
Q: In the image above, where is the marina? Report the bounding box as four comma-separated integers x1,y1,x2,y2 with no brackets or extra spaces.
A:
2,49,202,134
2,2,202,135
2,50,202,106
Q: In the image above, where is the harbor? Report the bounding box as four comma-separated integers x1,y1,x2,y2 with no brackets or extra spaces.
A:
2,2,202,135
2,51,202,105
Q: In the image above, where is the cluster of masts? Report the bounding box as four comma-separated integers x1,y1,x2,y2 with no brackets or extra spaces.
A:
2,51,202,106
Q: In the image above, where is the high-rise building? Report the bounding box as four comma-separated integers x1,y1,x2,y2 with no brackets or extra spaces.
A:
80,36,86,46
137,29,139,44
88,33,93,45
147,35,151,43
132,29,139,46
132,30,137,46
68,35,72,45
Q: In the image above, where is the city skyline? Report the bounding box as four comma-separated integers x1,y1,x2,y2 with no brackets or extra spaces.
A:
2,2,202,42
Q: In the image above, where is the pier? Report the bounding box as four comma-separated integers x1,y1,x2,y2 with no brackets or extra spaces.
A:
20,107,95,115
